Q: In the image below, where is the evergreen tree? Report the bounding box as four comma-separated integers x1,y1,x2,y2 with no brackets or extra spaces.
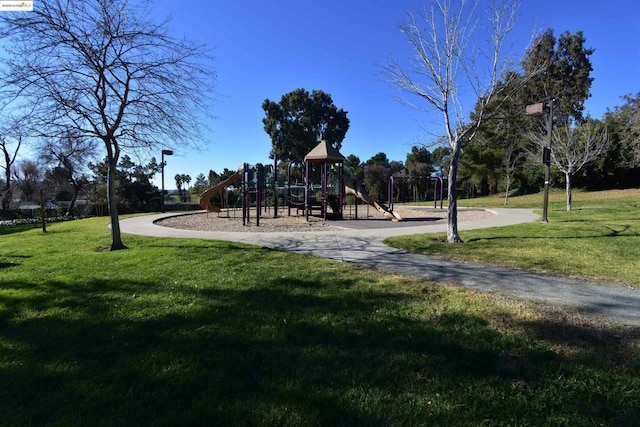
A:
522,29,594,125
262,88,350,162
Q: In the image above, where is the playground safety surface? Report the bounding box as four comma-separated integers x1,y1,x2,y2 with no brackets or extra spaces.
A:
155,206,494,233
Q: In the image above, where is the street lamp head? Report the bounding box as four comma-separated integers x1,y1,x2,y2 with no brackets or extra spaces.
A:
162,149,174,156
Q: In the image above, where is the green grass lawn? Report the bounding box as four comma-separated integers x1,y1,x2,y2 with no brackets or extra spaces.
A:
1,211,639,425
392,188,640,287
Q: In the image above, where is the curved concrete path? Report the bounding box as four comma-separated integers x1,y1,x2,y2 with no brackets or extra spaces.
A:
120,209,640,327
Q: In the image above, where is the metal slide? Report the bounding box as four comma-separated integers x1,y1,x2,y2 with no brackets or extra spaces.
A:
343,178,403,221
198,165,245,212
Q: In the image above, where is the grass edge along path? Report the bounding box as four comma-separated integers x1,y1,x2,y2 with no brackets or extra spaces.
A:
0,216,639,425
389,189,640,288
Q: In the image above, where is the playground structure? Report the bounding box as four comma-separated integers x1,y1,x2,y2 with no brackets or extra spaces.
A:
198,140,445,226
388,175,445,211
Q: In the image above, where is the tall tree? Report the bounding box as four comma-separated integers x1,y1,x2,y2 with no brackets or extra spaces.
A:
365,152,390,168
0,133,21,211
522,29,594,125
14,160,42,202
405,147,433,201
405,146,433,175
383,0,519,242
262,88,350,162
193,173,208,195
363,164,391,202
175,174,184,200
522,29,596,205
89,155,160,213
0,0,214,250
470,73,530,204
181,174,191,201
344,154,364,180
530,119,609,211
615,93,640,168
41,132,97,215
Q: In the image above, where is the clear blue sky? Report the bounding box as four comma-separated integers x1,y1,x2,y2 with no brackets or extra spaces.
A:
146,0,639,187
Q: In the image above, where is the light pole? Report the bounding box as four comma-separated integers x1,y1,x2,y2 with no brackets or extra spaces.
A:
526,99,554,223
161,149,173,212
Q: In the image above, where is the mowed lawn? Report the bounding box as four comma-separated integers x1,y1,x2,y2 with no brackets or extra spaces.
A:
1,197,639,425
391,188,640,287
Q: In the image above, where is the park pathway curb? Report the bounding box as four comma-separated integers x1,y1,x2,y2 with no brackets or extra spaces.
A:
120,209,640,327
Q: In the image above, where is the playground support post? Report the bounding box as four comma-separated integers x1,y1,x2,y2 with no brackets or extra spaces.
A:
256,164,262,227
273,156,278,218
388,176,395,212
242,163,249,226
304,161,310,222
432,176,444,209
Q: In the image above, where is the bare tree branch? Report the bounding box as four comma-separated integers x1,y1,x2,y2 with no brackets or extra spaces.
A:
382,0,520,242
529,120,609,210
0,0,216,249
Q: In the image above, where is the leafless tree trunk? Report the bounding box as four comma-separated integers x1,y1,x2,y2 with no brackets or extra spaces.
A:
383,0,519,243
503,140,527,205
14,159,42,202
41,132,97,216
0,0,215,250
0,134,21,211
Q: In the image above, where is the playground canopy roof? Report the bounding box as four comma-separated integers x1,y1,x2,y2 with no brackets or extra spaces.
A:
304,140,346,164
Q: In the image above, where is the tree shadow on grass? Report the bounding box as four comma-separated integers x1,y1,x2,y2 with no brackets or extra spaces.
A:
0,262,19,269
1,275,638,425
465,225,639,243
0,255,32,270
512,315,640,425
0,224,42,236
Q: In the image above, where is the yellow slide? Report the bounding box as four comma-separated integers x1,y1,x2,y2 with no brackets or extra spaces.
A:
198,165,245,212
343,177,403,221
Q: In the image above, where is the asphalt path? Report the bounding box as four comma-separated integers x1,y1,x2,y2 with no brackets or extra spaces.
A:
120,208,640,327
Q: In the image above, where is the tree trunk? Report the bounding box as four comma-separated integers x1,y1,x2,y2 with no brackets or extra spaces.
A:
107,146,126,250
68,181,80,217
69,191,78,217
2,150,11,211
504,175,511,206
565,172,572,212
447,146,462,243
1,185,10,211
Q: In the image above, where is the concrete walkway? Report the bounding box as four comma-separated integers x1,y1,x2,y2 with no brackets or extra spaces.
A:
120,209,640,327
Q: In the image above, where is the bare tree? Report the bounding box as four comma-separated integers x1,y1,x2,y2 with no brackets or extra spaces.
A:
502,140,528,205
41,132,98,215
0,134,21,211
383,0,519,242
14,159,42,202
530,120,609,211
0,0,215,250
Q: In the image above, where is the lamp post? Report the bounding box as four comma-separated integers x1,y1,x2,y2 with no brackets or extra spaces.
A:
161,149,173,212
526,99,554,223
